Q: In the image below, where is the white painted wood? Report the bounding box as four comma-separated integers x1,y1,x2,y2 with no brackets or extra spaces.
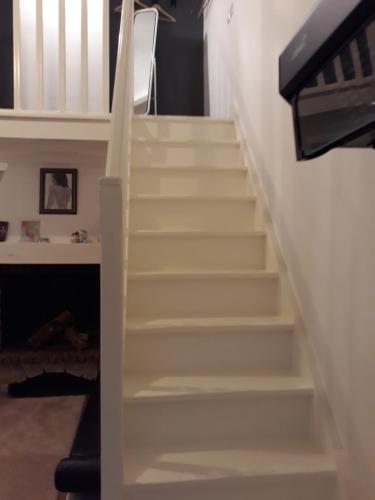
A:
127,271,280,320
125,319,295,375
124,375,314,402
105,1,134,177
128,231,266,272
131,140,242,167
12,0,21,110
58,0,67,111
133,116,237,141
0,242,100,264
120,113,339,500
100,0,134,498
129,196,256,231
0,111,109,142
133,115,234,124
99,177,125,500
36,0,44,110
102,0,110,113
131,166,250,196
81,0,89,113
124,442,338,500
125,391,313,447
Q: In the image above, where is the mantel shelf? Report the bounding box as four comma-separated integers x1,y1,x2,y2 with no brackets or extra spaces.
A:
0,242,101,265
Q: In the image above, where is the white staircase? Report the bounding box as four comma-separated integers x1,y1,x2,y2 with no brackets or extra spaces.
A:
122,115,339,500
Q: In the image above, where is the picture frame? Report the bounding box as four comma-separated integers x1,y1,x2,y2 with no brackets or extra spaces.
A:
39,168,78,215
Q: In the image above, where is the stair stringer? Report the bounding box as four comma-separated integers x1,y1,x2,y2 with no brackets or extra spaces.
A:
232,104,347,499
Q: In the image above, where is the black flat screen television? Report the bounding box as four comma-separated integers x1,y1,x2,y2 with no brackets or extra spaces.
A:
280,0,375,160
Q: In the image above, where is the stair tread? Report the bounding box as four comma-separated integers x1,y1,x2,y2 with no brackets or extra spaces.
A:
124,375,314,403
126,316,294,333
131,165,247,172
130,230,266,238
128,270,278,281
132,138,240,147
133,115,234,124
130,194,255,201
123,439,337,487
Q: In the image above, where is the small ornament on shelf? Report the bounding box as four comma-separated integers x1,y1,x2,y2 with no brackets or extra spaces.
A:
71,229,89,243
21,220,40,242
0,221,9,242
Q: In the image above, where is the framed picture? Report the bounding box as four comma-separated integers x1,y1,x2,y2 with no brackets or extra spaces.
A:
39,168,78,215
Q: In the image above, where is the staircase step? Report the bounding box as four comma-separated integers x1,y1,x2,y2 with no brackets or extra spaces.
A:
124,440,338,500
129,196,256,231
132,115,237,141
125,316,294,375
128,231,266,272
130,165,250,197
126,315,294,334
127,271,280,320
124,375,314,402
131,139,242,167
124,378,314,446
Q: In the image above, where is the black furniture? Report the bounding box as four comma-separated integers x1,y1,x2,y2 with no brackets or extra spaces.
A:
279,0,375,160
55,379,100,498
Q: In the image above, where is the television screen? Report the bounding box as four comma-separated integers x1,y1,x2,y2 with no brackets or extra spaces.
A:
293,16,375,159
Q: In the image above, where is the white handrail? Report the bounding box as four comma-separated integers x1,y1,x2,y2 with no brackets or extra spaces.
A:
99,0,134,498
105,0,134,177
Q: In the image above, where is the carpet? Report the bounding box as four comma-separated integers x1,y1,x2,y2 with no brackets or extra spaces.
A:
0,389,84,500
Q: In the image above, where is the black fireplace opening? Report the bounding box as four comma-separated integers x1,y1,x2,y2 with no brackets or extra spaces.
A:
0,264,100,350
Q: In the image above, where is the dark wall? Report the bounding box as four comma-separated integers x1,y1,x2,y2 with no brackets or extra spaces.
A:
0,0,13,109
110,0,204,116
0,265,100,349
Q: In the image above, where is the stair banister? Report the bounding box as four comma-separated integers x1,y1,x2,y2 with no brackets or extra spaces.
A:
100,0,134,498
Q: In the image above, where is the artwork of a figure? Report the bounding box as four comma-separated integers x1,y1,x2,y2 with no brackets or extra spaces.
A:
47,172,72,210
40,168,77,215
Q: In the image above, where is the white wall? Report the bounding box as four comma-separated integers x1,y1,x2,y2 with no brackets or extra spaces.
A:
205,2,375,499
0,162,103,241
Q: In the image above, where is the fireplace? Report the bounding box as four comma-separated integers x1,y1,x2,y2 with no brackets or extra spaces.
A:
0,264,100,350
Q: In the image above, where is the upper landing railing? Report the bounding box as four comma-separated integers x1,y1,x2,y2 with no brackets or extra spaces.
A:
12,0,110,114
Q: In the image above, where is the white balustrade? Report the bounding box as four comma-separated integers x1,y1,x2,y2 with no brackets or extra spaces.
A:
13,0,109,113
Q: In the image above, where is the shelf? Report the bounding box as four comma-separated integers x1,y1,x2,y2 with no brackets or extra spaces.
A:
0,242,101,265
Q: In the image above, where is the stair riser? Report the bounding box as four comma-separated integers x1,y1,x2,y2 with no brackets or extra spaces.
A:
130,169,249,197
131,144,242,167
128,235,266,272
125,474,338,500
125,329,294,375
124,394,313,446
127,277,280,319
129,200,256,231
132,120,237,141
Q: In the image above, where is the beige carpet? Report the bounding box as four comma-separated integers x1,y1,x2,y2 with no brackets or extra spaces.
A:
0,389,84,500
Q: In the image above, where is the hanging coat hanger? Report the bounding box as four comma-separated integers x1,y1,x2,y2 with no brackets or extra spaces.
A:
115,0,176,23
151,1,177,22
115,0,147,13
